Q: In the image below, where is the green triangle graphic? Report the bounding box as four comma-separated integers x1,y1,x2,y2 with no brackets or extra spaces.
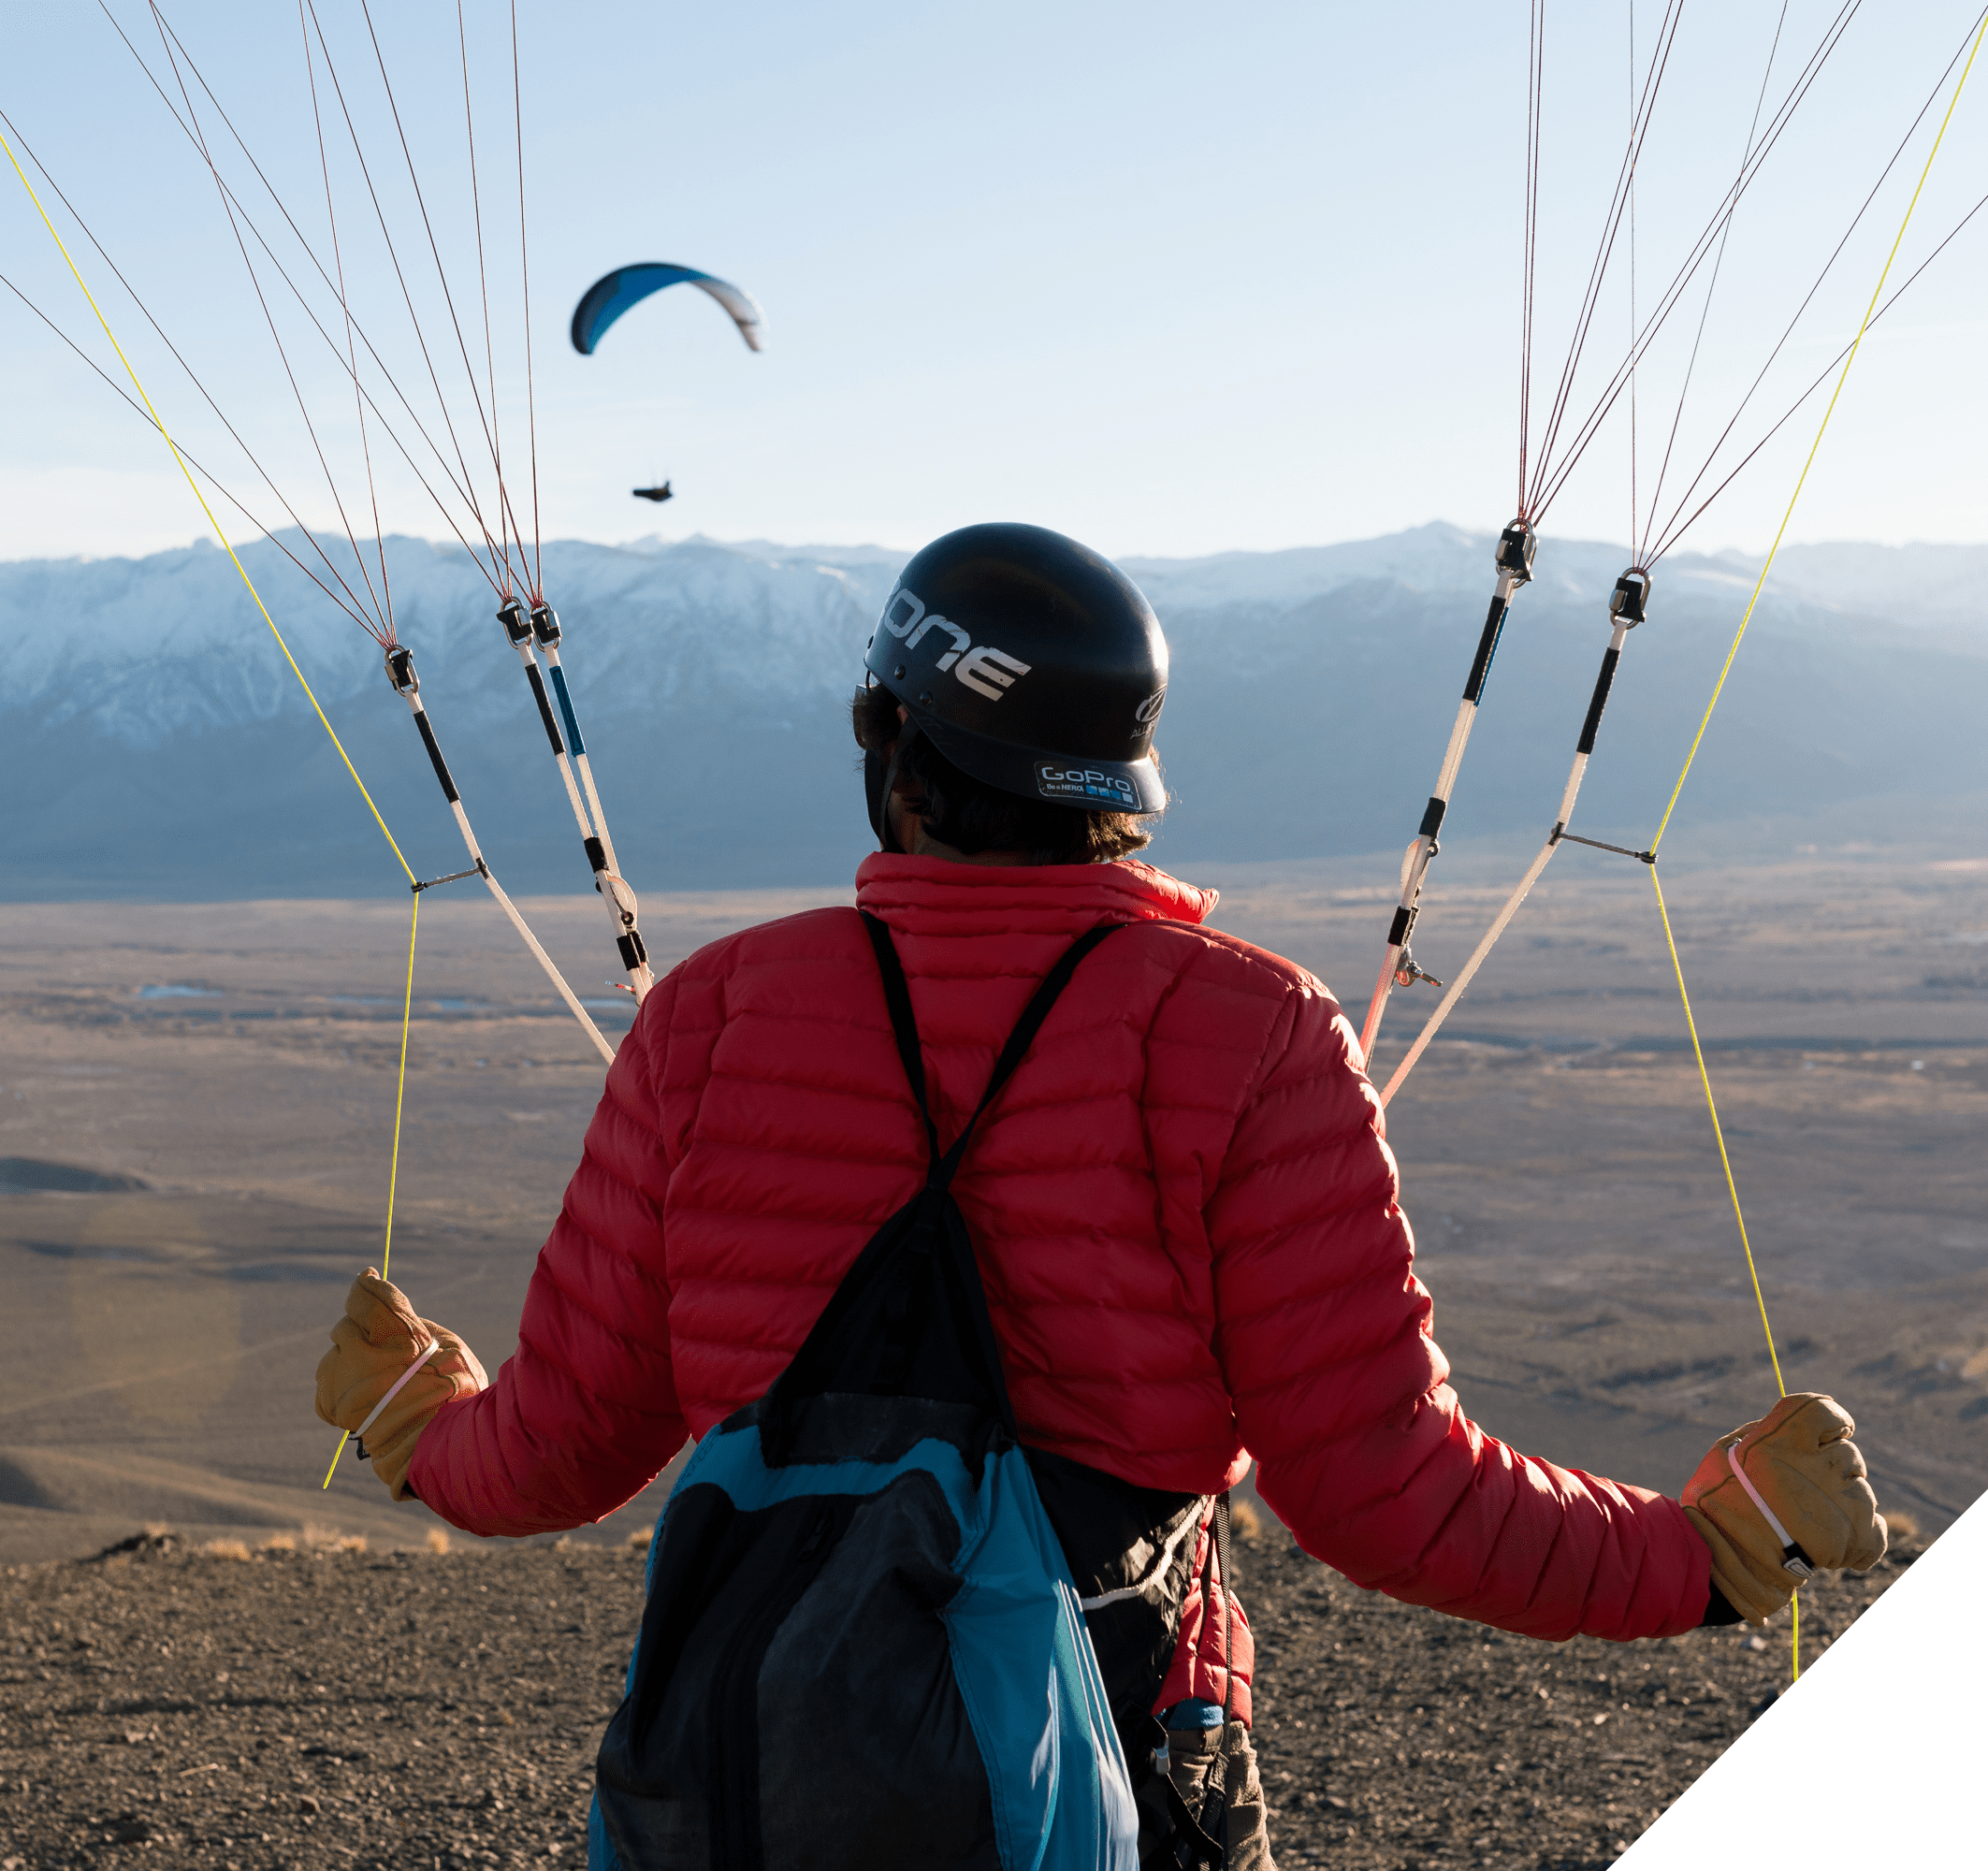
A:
1630,1495,1988,1861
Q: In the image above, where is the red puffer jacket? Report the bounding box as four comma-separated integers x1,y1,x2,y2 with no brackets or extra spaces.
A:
412,856,1712,1719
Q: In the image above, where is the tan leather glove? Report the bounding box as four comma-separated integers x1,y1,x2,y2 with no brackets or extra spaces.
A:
315,1269,486,1500
1682,1392,1886,1626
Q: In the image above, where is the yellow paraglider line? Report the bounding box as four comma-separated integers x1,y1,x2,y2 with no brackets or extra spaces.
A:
322,892,422,1488
1649,873,1786,1398
381,891,420,1284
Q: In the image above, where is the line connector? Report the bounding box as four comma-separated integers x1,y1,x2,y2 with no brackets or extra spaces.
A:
1392,949,1444,990
497,596,531,647
1610,568,1652,627
412,861,489,894
1496,518,1538,584
1551,828,1657,865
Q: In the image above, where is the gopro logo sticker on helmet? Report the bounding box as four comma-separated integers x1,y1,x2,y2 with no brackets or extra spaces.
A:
1036,762,1138,807
956,646,1031,700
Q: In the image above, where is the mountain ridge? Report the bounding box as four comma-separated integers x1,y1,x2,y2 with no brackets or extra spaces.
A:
4,524,1982,898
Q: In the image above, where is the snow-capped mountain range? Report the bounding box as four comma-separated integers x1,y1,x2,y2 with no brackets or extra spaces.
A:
3,524,1983,898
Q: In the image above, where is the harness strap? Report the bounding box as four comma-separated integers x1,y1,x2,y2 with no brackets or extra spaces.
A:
861,909,939,1163
860,911,1119,1193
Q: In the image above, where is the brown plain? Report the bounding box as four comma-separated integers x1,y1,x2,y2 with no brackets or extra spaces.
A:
1,849,1982,1565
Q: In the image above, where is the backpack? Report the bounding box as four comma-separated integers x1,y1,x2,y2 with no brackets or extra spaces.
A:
593,913,1230,1871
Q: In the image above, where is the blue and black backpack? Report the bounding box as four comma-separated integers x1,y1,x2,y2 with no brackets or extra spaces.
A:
593,914,1238,1871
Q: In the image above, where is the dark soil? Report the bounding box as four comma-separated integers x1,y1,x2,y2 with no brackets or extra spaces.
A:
1243,1527,1909,1869
0,1524,1914,1870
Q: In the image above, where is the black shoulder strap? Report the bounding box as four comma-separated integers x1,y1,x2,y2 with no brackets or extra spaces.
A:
861,910,939,1163
762,913,1125,1450
861,910,1119,1188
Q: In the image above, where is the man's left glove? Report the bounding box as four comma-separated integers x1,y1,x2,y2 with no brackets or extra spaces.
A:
315,1269,486,1499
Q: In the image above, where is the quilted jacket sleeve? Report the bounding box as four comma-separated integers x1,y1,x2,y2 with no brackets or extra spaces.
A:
407,977,689,1537
1212,984,1712,1643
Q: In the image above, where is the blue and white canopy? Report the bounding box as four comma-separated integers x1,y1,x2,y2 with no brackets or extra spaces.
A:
569,264,765,355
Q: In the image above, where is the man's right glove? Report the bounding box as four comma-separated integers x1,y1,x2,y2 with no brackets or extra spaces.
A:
1682,1391,1886,1626
315,1269,486,1501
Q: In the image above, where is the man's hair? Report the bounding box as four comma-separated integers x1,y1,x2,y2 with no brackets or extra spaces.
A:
850,683,1154,865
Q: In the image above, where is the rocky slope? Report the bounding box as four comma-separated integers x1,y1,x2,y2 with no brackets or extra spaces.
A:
0,1520,1912,1870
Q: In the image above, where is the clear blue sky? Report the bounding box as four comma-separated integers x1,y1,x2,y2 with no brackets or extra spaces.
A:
3,1,1984,566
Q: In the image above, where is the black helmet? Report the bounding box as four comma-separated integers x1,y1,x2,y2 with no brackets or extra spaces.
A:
864,523,1168,816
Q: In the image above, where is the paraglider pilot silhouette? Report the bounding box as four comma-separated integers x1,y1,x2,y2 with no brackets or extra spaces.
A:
317,524,1885,1871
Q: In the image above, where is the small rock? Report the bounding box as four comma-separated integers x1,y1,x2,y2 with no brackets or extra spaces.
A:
299,1795,321,1814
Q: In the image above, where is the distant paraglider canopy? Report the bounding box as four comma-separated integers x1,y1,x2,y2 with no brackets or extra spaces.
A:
570,264,764,355
632,484,674,504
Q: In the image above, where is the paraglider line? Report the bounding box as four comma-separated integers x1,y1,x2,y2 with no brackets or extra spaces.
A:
1527,0,1682,512
1650,0,1988,852
382,889,419,1284
0,263,396,633
298,0,395,640
351,0,530,587
511,0,543,597
0,101,390,640
1528,0,1863,523
454,0,530,586
325,888,423,1490
1643,3,1988,562
1639,2,1789,565
302,0,520,591
1650,872,1784,1396
1648,176,1988,564
0,121,415,881
1517,0,1544,513
107,0,514,602
149,0,393,641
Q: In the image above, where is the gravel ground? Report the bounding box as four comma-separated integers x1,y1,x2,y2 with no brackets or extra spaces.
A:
0,1522,1912,1870
1243,1525,1907,1869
